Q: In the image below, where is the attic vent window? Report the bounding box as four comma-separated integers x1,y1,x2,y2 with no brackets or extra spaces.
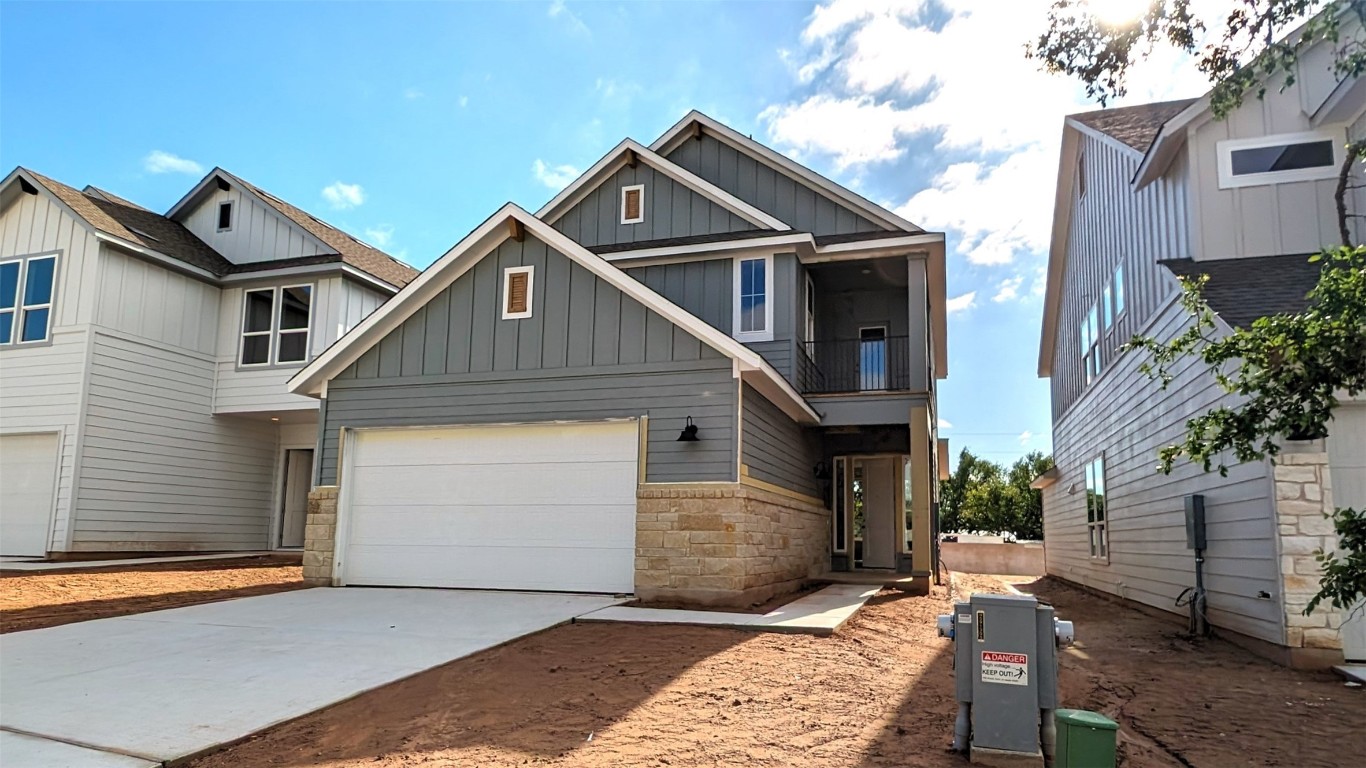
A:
621,184,644,224
217,201,234,232
502,266,534,320
1216,128,1343,189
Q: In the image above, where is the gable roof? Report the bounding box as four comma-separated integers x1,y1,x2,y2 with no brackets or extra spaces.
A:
167,168,419,288
288,203,821,423
650,110,922,233
1069,99,1199,153
10,168,233,276
1159,255,1322,328
536,138,790,231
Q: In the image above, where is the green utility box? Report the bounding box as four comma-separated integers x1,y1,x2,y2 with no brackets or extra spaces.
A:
1054,709,1118,768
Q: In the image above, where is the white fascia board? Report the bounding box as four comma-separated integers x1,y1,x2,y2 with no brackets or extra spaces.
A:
218,263,400,294
164,167,226,219
1063,117,1146,160
1133,98,1209,189
650,110,922,233
1038,126,1082,378
804,232,945,263
92,232,220,282
536,139,790,231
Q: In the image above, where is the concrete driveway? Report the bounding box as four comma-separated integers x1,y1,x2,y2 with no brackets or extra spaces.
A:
0,588,621,766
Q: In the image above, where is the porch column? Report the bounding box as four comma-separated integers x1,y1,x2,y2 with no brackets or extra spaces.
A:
909,403,933,575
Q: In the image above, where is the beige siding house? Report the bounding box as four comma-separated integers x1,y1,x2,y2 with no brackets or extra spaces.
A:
0,167,415,557
1036,20,1364,667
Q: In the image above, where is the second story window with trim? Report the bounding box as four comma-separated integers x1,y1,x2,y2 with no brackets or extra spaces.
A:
239,284,312,367
1085,455,1108,560
0,253,57,346
620,184,644,224
734,255,773,342
1079,303,1099,383
502,266,534,319
1217,128,1343,189
217,201,234,232
1112,262,1125,319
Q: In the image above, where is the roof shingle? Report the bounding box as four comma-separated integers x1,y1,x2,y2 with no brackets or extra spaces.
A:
1070,98,1199,153
1159,254,1323,328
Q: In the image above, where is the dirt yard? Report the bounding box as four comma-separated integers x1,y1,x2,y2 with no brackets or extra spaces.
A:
0,555,305,633
188,572,1365,768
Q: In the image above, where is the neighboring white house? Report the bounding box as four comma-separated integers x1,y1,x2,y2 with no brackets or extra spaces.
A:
0,167,416,556
1035,16,1365,668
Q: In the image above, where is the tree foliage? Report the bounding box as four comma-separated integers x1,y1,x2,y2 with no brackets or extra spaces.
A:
940,450,1054,540
1028,0,1366,116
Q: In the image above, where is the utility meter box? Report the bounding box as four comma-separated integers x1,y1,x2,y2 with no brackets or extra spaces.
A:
938,593,1074,766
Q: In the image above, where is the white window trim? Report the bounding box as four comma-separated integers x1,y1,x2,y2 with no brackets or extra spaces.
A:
1085,455,1110,562
0,253,58,346
1216,126,1345,190
217,200,234,232
239,284,314,368
732,254,774,343
620,184,645,225
275,284,314,365
239,288,276,368
501,265,534,320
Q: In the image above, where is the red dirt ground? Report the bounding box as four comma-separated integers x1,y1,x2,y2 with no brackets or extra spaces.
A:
0,555,306,633
189,573,1366,768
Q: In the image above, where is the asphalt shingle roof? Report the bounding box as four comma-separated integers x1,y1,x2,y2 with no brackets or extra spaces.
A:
1159,254,1324,328
1071,98,1199,153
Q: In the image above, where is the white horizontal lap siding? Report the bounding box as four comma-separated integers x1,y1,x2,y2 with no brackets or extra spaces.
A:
1046,298,1282,644
340,421,639,593
72,332,278,551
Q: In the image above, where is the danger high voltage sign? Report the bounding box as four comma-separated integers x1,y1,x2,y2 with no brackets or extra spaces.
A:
980,651,1029,686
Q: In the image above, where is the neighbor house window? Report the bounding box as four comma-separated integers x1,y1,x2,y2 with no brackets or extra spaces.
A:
620,184,644,224
1112,263,1126,319
502,266,534,320
217,201,234,231
733,255,773,342
1216,128,1343,189
0,254,57,345
1085,455,1108,560
239,284,312,366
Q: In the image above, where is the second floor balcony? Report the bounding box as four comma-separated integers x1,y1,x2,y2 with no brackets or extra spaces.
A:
798,334,912,395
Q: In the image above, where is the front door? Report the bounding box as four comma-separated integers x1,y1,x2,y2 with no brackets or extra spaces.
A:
860,457,897,569
279,449,313,548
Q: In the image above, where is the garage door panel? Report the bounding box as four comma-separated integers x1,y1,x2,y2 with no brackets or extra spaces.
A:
0,433,60,556
342,422,639,593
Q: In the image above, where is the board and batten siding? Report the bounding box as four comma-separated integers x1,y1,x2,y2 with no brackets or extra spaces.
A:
1044,297,1282,645
94,245,221,355
322,232,738,485
72,331,278,550
213,276,385,414
741,384,822,499
665,134,888,237
552,163,757,248
1053,132,1190,421
179,185,330,265
0,189,105,550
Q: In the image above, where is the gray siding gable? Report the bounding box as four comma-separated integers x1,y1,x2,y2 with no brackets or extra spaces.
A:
665,134,890,237
552,163,759,249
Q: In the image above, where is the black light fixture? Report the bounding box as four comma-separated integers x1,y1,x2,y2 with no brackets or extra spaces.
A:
676,416,700,442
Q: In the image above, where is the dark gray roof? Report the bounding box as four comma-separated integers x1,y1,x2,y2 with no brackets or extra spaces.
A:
589,229,786,254
1071,98,1198,152
1159,254,1323,328
813,231,908,246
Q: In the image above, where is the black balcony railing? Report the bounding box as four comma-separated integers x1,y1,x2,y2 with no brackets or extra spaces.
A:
800,336,911,394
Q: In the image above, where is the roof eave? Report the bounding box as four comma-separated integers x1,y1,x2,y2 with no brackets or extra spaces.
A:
1038,125,1083,378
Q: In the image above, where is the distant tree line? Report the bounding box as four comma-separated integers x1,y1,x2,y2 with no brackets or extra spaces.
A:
939,450,1054,541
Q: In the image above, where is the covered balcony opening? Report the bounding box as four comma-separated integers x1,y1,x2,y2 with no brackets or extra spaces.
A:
798,257,912,395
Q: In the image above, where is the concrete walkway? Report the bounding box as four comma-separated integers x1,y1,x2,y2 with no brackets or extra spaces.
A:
0,588,620,766
0,552,290,571
577,584,879,636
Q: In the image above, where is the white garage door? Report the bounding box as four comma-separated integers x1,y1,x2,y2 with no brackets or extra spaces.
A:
1328,404,1366,662
0,432,59,556
340,421,639,593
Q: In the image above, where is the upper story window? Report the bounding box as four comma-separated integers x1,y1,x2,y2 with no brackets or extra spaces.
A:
0,253,57,346
1079,303,1099,384
1216,128,1343,189
217,201,234,232
240,284,312,367
1079,262,1126,386
620,184,645,225
502,266,534,320
1085,455,1109,560
733,255,773,342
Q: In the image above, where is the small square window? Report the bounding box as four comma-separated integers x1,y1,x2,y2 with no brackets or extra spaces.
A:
502,266,534,320
621,184,644,224
217,201,234,231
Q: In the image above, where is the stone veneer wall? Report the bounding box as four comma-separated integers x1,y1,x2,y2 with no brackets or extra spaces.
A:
635,483,830,607
1272,444,1343,658
302,486,338,586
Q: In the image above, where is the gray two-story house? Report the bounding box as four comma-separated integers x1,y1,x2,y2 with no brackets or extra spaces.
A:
288,112,949,607
1036,17,1364,666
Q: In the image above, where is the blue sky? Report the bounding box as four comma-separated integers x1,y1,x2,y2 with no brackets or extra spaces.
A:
0,0,1203,468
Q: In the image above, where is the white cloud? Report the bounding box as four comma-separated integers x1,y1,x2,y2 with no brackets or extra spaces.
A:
1018,430,1034,446
143,150,203,176
363,225,394,249
938,418,953,430
946,291,976,314
403,87,424,100
548,0,589,35
532,159,581,190
458,95,469,108
993,275,1024,303
321,182,365,210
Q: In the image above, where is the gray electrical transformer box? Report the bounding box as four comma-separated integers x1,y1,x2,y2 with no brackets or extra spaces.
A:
940,593,1073,766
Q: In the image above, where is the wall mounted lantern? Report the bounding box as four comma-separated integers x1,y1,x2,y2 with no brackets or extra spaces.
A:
676,416,700,442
